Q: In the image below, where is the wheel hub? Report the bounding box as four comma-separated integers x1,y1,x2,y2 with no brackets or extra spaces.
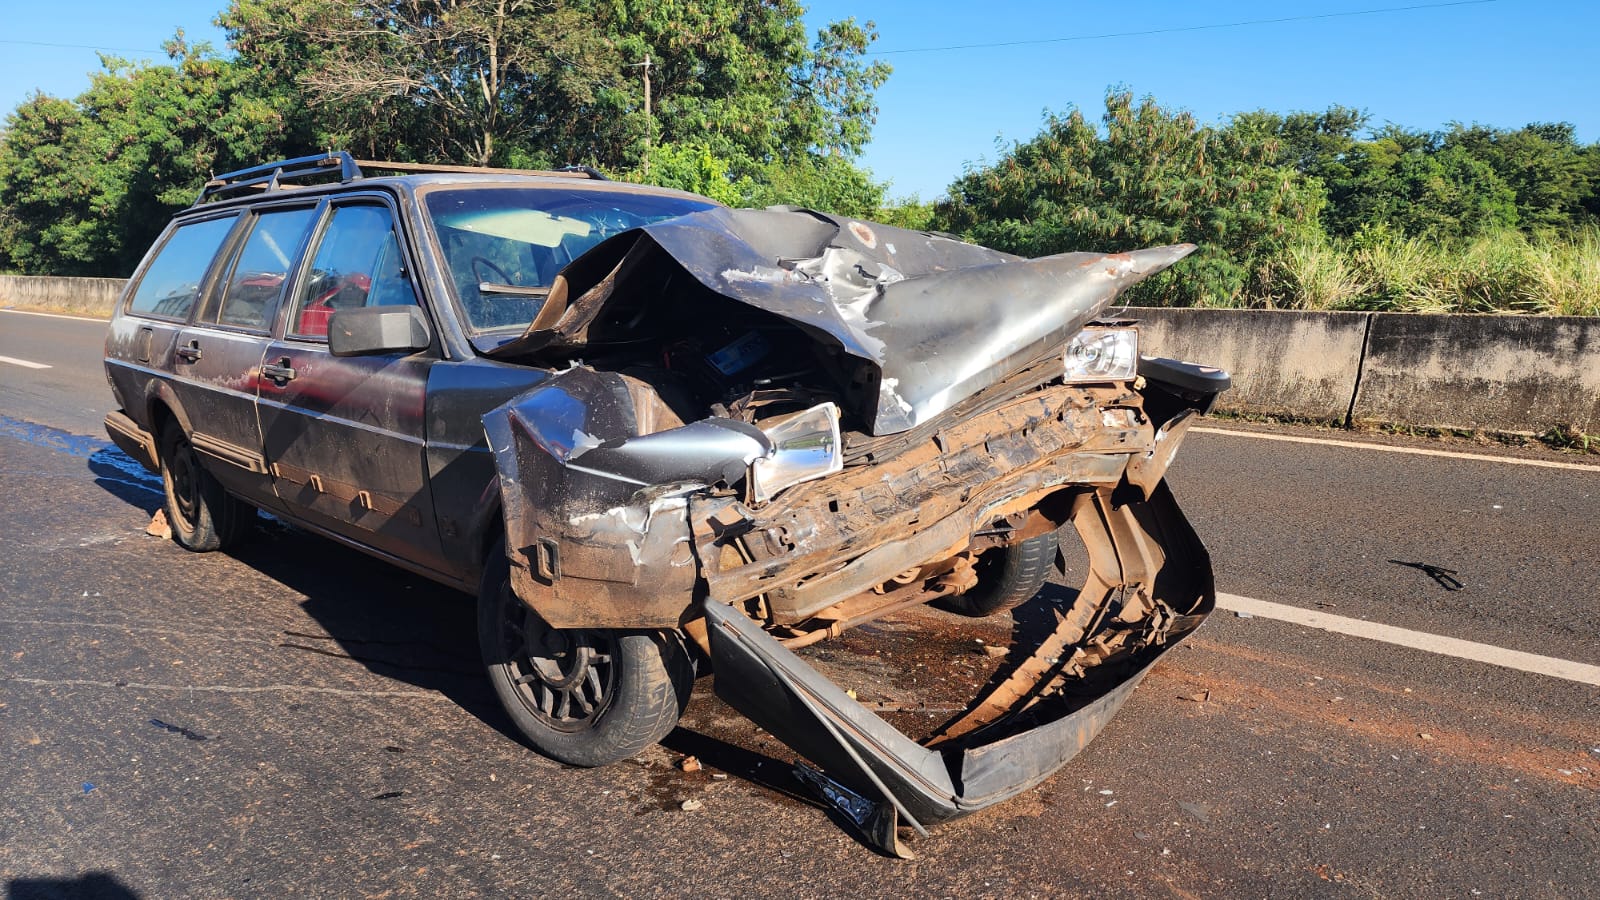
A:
500,588,616,731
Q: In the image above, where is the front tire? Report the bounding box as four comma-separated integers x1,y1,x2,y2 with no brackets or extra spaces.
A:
940,528,1062,617
478,542,691,767
157,420,251,552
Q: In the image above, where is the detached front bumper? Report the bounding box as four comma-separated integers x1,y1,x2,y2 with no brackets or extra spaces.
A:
703,481,1213,857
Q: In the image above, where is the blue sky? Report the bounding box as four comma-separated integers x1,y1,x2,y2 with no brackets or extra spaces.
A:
3,1,1596,200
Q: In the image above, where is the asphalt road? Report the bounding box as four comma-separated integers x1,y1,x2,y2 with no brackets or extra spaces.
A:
2,309,1596,898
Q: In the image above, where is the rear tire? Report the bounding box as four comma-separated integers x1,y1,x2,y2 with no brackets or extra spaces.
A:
478,541,691,767
157,420,251,552
941,528,1062,617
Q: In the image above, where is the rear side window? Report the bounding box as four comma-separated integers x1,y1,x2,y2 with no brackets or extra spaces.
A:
213,207,319,331
125,216,237,320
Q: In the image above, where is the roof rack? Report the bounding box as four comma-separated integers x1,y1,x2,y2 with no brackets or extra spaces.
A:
196,152,360,205
194,153,609,205
354,160,609,181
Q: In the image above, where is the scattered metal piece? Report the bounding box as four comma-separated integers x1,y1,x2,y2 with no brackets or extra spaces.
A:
1389,559,1464,591
794,763,913,860
148,718,207,741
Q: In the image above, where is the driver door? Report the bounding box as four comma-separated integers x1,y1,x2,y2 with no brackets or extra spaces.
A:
256,198,447,573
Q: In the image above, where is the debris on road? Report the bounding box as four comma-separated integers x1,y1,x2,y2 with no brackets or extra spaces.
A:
144,509,171,540
81,782,95,793
679,755,702,773
680,799,703,812
371,791,405,800
149,718,208,741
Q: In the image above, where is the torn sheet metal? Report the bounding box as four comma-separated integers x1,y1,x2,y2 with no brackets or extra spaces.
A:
483,366,771,629
489,207,1193,435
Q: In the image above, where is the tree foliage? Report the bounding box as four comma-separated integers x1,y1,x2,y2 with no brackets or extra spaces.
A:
934,91,1324,305
933,90,1600,307
218,0,890,175
0,37,301,275
1,3,892,275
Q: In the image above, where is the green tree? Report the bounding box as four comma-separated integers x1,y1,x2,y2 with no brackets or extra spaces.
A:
221,0,892,177
221,0,618,167
1440,123,1593,231
933,91,1324,305
1327,128,1519,238
0,37,301,275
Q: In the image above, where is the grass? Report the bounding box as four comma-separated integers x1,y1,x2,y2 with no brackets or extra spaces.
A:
1250,225,1600,316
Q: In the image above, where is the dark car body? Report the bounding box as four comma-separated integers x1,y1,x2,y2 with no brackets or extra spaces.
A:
104,154,1228,856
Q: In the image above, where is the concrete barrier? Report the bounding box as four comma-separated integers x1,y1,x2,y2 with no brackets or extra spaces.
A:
0,275,127,318
1126,307,1369,423
1130,306,1600,435
1352,313,1600,434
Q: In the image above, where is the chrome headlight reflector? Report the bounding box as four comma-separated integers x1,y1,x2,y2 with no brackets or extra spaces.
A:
749,402,844,504
1064,327,1139,382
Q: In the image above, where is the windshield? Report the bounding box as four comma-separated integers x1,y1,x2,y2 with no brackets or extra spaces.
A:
425,186,715,334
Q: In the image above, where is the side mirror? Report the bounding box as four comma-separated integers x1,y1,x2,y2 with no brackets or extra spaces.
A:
328,306,431,357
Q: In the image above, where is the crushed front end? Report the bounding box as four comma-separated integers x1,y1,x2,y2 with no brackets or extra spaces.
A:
481,207,1229,855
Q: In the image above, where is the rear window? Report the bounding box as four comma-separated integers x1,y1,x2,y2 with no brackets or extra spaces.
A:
126,217,238,320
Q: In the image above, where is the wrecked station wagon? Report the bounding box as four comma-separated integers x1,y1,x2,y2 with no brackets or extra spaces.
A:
103,153,1229,855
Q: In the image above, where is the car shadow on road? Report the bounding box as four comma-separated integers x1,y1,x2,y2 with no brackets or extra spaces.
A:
8,871,141,899
217,519,531,741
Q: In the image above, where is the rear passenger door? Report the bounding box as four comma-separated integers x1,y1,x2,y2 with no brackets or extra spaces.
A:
256,198,446,572
168,204,319,508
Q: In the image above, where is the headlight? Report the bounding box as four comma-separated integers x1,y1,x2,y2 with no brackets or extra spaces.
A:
1064,327,1138,382
749,402,844,504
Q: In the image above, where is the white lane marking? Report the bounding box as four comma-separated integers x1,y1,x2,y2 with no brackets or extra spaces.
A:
1193,426,1600,473
1216,592,1600,688
0,307,108,322
0,354,51,369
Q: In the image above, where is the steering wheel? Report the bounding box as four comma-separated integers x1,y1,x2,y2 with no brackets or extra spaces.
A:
471,256,512,285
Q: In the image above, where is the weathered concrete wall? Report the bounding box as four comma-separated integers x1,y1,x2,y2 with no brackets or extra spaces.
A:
1128,307,1368,423
0,275,127,318
1352,313,1600,433
1130,306,1600,434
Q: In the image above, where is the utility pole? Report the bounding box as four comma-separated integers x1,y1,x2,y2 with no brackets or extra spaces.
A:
641,53,653,178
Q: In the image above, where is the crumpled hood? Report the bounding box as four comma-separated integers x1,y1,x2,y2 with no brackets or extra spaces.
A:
491,206,1194,435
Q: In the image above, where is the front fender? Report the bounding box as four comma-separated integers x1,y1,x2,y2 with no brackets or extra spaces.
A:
482,367,769,628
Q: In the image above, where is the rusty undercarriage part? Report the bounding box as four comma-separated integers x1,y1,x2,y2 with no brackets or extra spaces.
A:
688,380,1144,627
703,480,1213,858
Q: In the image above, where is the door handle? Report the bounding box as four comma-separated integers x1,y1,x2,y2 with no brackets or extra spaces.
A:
174,341,202,362
260,358,297,383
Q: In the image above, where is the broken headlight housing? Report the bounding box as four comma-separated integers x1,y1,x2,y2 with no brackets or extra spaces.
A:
749,402,844,504
1063,327,1138,382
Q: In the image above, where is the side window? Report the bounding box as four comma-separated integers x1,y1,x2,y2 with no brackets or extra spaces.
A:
126,216,237,321
290,204,418,340
212,207,318,331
